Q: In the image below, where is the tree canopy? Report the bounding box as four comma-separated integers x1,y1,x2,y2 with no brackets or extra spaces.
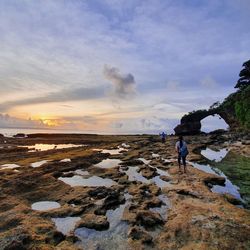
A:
235,59,250,89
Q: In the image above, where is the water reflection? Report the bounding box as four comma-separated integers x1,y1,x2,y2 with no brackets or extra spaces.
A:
201,147,229,162
31,201,61,211
1,164,21,170
31,160,48,168
94,159,122,169
75,193,131,250
59,175,117,187
149,194,170,219
190,161,243,201
23,143,85,152
52,217,81,235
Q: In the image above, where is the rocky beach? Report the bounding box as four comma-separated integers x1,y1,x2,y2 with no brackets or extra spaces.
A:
0,132,249,250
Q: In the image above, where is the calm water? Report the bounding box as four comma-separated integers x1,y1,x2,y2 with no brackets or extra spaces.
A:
58,175,117,187
31,201,61,211
52,217,81,235
195,147,250,208
75,193,132,250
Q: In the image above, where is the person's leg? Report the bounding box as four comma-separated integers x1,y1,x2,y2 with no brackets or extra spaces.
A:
182,156,186,173
178,153,181,171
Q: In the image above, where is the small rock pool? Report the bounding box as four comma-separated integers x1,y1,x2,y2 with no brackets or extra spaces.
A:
75,193,132,250
31,201,61,211
59,175,117,187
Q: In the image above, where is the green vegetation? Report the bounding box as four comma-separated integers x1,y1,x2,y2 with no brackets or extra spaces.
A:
213,152,250,208
178,60,250,132
234,86,250,128
220,85,250,130
235,59,250,89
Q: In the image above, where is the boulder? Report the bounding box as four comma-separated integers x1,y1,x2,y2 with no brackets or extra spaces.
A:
160,176,172,182
204,175,225,186
88,187,112,199
223,193,243,205
139,166,157,179
13,133,26,138
76,214,109,230
120,159,144,166
136,210,164,227
128,226,153,243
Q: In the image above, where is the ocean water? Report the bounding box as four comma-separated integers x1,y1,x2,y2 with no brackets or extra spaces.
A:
0,128,96,137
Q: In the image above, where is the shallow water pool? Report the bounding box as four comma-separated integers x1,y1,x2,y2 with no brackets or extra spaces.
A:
94,159,122,169
1,164,21,170
59,175,117,187
201,147,229,162
23,143,85,152
52,216,81,235
75,193,131,250
31,201,61,211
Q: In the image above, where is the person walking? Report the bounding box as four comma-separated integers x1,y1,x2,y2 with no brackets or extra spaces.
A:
175,136,188,173
160,131,167,143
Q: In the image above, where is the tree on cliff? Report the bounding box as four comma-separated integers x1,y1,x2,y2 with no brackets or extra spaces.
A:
235,59,250,89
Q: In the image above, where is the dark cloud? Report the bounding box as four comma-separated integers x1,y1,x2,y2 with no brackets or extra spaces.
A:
103,65,136,98
0,86,105,112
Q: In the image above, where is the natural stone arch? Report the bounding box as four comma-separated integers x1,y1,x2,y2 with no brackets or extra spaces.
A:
201,114,228,133
174,108,240,135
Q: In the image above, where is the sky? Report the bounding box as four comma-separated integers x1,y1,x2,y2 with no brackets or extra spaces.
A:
0,0,249,134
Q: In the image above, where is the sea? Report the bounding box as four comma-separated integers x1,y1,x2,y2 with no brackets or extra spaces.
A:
0,128,151,137
0,128,100,137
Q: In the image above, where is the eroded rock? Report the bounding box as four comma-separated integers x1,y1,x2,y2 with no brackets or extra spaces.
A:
76,214,109,230
128,226,153,243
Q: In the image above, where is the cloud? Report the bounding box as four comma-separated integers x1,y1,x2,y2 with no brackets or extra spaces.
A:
0,1,249,133
0,86,105,112
0,113,46,129
166,80,180,91
200,76,217,88
103,65,136,98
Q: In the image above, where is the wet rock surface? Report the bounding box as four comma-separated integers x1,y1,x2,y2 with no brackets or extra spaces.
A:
0,133,249,249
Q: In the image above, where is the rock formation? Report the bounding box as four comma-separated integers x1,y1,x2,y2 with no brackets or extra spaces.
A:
175,65,250,135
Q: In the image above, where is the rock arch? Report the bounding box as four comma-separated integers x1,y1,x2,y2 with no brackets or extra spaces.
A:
174,108,240,135
201,114,228,132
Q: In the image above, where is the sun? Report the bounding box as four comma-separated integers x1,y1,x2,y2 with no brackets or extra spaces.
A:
33,115,60,127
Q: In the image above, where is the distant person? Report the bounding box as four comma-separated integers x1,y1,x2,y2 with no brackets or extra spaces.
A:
160,132,167,143
175,136,188,173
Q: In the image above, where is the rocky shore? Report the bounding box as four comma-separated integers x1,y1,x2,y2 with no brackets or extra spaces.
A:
0,133,249,250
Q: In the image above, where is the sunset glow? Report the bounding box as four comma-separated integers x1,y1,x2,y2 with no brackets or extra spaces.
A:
0,0,249,133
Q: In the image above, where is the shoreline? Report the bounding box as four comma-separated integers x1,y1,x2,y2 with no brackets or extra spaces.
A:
0,133,249,249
